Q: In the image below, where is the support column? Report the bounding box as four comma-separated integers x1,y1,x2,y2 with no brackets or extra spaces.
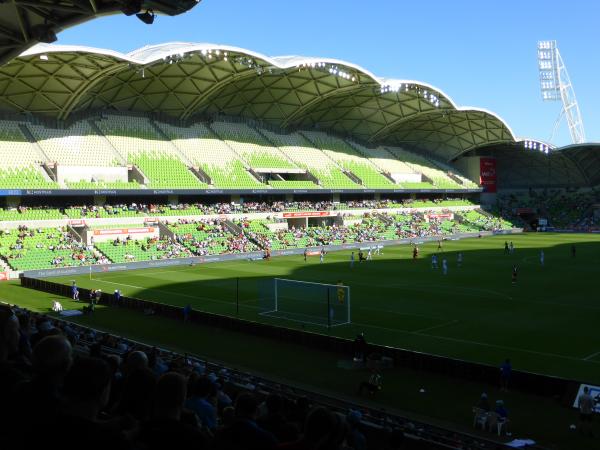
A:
6,196,21,208
94,196,106,206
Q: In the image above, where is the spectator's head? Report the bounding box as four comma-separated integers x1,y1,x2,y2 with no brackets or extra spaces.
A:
63,356,111,415
303,406,347,450
265,393,283,415
32,334,72,382
221,405,235,427
346,410,362,428
154,372,187,420
118,367,157,420
0,305,20,360
235,392,259,420
192,376,216,400
124,350,148,374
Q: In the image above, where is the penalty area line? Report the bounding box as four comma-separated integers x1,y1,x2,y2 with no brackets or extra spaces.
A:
583,351,600,361
89,278,260,311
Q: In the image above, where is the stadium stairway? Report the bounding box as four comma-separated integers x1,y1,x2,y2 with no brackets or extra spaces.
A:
204,123,267,188
87,120,128,165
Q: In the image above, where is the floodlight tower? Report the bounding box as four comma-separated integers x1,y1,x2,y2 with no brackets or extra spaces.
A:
537,40,585,144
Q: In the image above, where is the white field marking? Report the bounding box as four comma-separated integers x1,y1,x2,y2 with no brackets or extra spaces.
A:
353,320,599,364
413,320,459,334
350,279,513,301
358,279,600,311
358,306,451,322
90,278,260,310
259,310,348,328
92,262,600,311
583,351,600,361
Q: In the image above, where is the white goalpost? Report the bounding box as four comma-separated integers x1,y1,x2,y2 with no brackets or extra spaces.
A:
259,277,351,328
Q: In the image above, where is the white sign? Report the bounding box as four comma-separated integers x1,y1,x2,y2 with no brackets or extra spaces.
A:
573,384,600,413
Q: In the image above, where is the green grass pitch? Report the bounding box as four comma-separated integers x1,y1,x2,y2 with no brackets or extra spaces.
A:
38,232,600,383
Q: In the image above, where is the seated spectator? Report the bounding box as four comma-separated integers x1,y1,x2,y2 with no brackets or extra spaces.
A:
138,372,208,450
11,335,72,433
278,406,347,450
46,356,131,450
114,367,157,421
215,392,277,450
257,393,298,443
477,392,491,412
346,410,366,450
185,376,218,432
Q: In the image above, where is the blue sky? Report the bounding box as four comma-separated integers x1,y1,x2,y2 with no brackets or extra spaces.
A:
57,0,599,147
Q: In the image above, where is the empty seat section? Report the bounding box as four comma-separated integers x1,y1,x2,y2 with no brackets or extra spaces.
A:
96,116,206,188
260,129,360,189
301,131,396,188
386,147,463,189
348,141,417,176
210,121,297,169
156,122,264,188
65,180,141,189
0,121,58,189
28,121,119,166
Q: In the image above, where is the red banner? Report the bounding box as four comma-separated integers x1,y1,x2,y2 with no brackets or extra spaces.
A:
283,211,329,218
426,213,454,220
93,227,155,236
69,219,86,226
0,272,9,281
479,157,497,193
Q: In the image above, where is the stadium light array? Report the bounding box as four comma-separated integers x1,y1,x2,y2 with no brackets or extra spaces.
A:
376,84,441,107
522,140,550,154
296,62,358,83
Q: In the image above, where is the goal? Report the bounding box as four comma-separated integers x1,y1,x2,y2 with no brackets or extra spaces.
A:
259,278,351,328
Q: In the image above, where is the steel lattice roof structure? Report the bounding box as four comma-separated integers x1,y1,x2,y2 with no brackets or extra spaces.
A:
0,40,599,183
0,1,200,66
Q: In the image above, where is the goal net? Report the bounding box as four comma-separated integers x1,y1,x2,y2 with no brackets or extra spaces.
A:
259,278,351,327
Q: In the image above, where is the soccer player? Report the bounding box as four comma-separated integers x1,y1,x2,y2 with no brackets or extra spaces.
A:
71,281,79,301
571,244,576,258
511,265,518,284
509,241,514,254
358,250,366,262
337,280,345,304
442,258,448,275
431,254,438,269
350,251,355,268
437,240,443,251
320,247,325,264
303,248,307,262
375,245,381,256
504,241,509,254
413,246,419,260
540,249,545,266
457,252,463,268
367,247,372,261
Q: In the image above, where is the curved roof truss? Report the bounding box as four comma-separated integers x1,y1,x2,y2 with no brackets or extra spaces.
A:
0,42,528,161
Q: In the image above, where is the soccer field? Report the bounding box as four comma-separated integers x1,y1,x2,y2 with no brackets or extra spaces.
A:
46,233,600,382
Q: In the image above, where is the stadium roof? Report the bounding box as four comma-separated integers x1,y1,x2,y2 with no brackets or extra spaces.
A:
0,1,200,67
0,41,580,162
